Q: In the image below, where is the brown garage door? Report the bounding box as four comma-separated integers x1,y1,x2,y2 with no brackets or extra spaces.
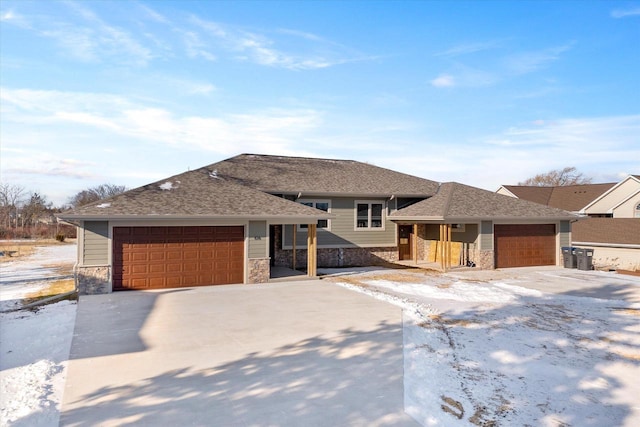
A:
494,224,556,268
113,226,244,290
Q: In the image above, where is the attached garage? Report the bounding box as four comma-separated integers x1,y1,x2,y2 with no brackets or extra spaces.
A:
112,226,244,290
494,224,556,268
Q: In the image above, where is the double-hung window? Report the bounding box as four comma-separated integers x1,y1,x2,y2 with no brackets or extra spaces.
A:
355,201,384,230
298,200,330,230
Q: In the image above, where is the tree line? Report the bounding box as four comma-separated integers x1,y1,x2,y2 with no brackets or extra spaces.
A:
0,183,126,239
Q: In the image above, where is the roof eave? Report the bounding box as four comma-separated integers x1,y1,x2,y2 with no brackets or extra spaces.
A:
56,213,334,222
390,214,576,222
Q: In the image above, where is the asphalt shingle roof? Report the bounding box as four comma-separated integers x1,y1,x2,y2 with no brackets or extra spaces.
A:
208,154,440,197
393,182,576,220
572,218,640,245
61,166,330,219
502,183,616,212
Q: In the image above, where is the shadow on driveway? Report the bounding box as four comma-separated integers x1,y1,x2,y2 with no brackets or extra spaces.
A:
61,281,417,426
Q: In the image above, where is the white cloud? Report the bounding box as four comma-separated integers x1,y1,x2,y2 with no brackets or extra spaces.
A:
436,40,502,57
431,74,456,87
189,16,368,70
611,7,640,18
505,42,575,75
0,87,324,156
4,2,155,66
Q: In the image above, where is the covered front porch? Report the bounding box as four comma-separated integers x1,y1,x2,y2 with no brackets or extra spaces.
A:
392,221,488,272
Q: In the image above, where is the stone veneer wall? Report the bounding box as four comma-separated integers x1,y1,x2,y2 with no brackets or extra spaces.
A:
76,266,111,295
248,258,270,283
416,224,428,262
276,246,399,269
477,250,495,270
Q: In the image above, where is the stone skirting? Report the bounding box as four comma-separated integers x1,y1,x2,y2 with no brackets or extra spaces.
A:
76,265,111,295
477,250,495,270
275,246,399,269
248,258,270,283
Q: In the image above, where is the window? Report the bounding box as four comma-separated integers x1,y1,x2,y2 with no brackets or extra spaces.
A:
355,201,385,230
298,200,330,230
452,223,466,233
635,202,640,218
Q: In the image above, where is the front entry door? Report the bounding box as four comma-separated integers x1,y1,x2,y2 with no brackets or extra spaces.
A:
398,225,412,260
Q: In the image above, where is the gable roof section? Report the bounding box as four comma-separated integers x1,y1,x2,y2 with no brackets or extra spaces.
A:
572,218,640,246
208,154,440,197
581,175,640,213
501,183,615,211
59,167,331,221
392,182,576,221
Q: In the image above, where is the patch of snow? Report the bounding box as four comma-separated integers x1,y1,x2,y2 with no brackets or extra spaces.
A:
331,270,640,427
95,203,111,208
0,300,77,427
159,181,173,190
0,244,76,311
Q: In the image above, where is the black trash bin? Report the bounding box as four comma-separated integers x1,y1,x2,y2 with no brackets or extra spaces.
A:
576,248,594,271
562,247,577,268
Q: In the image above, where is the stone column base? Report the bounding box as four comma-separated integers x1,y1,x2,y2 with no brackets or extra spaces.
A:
76,266,111,295
248,258,270,283
477,250,495,270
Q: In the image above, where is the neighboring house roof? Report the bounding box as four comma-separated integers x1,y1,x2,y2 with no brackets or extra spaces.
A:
500,183,615,212
581,174,640,214
208,154,440,197
392,182,576,221
572,218,640,246
59,166,331,221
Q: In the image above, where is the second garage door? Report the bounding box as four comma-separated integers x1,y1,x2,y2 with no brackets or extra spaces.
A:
113,226,244,290
494,224,556,268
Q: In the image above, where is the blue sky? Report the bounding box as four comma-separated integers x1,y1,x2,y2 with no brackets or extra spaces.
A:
1,0,639,205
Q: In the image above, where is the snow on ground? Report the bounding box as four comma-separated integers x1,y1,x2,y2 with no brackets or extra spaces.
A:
0,300,77,427
328,270,640,427
0,243,78,426
0,243,76,312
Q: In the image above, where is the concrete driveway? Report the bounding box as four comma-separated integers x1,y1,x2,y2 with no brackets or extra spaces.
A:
60,280,419,426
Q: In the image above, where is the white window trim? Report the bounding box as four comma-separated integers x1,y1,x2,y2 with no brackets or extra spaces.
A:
297,199,331,231
354,200,386,231
635,202,640,218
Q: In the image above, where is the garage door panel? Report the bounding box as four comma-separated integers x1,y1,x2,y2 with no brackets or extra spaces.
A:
495,224,555,268
113,226,244,290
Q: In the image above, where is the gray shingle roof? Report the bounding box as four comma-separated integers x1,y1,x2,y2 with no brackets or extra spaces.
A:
60,167,330,220
209,154,440,197
502,183,615,211
392,182,576,220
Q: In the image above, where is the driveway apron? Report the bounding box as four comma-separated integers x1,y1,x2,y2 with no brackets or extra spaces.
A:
60,280,418,426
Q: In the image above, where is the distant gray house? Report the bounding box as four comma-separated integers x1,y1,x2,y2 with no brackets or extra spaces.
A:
59,154,575,294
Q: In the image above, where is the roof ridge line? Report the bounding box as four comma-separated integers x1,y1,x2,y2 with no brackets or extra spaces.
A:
441,182,455,217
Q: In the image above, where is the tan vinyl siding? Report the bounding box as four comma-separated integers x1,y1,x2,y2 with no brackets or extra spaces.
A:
284,197,397,248
480,221,494,250
585,178,640,215
248,221,267,258
612,194,640,218
559,220,571,248
83,221,109,265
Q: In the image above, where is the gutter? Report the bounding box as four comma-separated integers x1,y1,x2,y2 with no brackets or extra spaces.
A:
572,241,640,249
57,213,335,222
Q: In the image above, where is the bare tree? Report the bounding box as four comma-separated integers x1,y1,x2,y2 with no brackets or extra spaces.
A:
518,167,593,187
69,184,127,208
21,192,52,226
0,183,26,228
